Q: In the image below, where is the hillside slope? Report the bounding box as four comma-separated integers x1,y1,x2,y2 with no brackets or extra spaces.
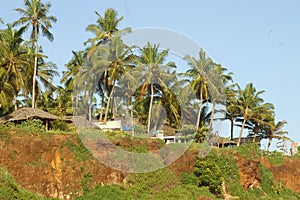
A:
0,130,299,199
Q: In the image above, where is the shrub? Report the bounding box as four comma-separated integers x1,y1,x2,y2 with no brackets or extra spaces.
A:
16,119,45,133
181,172,198,186
51,119,69,131
194,156,224,197
75,185,122,200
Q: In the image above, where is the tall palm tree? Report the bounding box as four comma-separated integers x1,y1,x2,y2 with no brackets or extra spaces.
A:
101,37,136,123
133,42,176,134
85,8,131,56
184,49,222,130
231,83,272,146
13,0,57,108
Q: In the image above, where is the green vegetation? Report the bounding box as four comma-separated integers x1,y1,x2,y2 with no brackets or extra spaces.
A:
76,168,217,200
194,155,224,196
0,118,74,135
192,146,300,199
61,137,93,162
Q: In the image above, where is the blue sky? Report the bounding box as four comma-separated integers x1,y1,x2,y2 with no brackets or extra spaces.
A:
1,0,299,146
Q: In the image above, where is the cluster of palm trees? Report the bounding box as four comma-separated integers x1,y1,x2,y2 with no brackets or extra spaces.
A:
0,0,290,150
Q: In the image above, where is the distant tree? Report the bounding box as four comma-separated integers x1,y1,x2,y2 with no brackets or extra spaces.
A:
133,42,176,134
85,8,131,56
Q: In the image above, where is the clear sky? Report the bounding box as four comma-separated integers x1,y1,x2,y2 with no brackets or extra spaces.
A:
1,0,299,146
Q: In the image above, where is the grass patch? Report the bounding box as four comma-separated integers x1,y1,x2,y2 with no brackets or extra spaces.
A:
60,137,93,162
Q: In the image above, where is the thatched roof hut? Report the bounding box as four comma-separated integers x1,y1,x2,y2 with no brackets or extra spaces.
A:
0,108,59,130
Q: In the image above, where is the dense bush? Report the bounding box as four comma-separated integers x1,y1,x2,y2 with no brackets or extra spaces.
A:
181,172,198,186
50,119,69,131
194,155,224,197
75,185,122,200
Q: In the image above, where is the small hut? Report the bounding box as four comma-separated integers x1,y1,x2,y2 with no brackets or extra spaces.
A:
208,135,237,148
0,108,59,131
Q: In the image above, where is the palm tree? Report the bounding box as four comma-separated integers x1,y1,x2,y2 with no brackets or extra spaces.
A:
85,8,131,56
246,103,275,142
231,83,272,146
133,42,176,134
265,120,289,154
61,50,85,91
101,37,135,123
13,0,57,108
0,24,30,110
61,50,86,114
220,83,240,140
209,64,233,130
184,49,222,130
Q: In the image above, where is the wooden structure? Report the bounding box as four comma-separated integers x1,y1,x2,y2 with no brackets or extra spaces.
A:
208,135,237,148
0,108,59,131
232,136,261,146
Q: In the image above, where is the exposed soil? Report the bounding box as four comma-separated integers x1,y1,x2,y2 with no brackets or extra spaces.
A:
235,155,262,190
261,157,300,194
0,131,126,199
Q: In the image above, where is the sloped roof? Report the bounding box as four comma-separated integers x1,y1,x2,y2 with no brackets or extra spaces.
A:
208,134,237,145
0,108,59,123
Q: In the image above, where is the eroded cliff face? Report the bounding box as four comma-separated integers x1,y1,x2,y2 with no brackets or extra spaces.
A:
262,158,300,194
235,155,262,190
0,132,126,199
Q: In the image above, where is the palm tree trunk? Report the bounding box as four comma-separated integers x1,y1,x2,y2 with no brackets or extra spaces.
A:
99,92,104,122
237,115,247,147
267,138,272,155
131,110,134,137
147,83,154,135
32,26,38,109
104,82,116,123
209,101,215,130
14,94,18,111
230,117,234,140
196,86,203,129
253,126,258,142
88,95,93,121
